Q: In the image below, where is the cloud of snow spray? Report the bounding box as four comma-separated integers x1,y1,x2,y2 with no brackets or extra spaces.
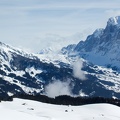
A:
45,80,72,98
44,59,86,98
73,59,86,80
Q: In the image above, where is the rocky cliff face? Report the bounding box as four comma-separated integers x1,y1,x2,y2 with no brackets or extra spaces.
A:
62,16,120,70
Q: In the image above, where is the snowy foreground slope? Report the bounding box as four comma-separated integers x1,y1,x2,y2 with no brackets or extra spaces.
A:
0,98,120,120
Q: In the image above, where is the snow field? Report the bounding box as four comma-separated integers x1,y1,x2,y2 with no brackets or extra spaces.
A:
0,98,120,120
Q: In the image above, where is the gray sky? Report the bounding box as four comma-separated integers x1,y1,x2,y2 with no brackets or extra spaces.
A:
0,0,120,52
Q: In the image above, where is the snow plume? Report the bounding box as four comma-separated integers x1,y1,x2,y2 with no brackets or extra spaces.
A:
73,59,86,80
45,80,72,98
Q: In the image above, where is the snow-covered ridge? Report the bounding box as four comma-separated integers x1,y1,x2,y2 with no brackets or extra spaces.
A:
0,41,70,65
0,41,38,63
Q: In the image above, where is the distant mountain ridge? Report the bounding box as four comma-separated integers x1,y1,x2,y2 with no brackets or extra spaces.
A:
62,16,120,70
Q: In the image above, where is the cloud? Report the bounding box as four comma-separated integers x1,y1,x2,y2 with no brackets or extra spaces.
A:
73,59,86,80
37,33,87,52
2,0,119,10
44,80,72,98
79,90,88,97
105,9,120,18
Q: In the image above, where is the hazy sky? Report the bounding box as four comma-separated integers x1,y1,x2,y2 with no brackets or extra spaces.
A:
0,0,120,52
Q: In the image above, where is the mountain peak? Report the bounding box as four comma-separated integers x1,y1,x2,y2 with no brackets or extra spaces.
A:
107,16,120,26
64,16,120,70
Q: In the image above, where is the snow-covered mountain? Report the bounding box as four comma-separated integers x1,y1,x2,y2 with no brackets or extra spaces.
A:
62,16,120,70
1,98,120,120
1,41,120,99
0,41,73,98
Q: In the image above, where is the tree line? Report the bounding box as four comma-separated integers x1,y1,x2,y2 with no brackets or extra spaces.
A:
0,94,120,107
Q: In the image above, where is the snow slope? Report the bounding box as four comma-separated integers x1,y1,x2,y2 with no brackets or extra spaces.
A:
0,98,120,120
